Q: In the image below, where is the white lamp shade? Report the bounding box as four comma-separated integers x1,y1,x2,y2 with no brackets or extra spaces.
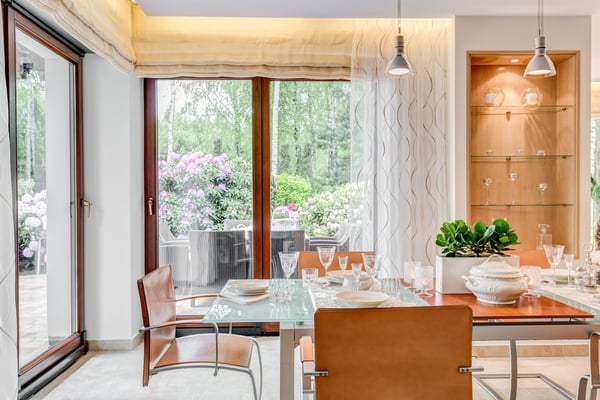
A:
524,36,556,78
386,35,414,76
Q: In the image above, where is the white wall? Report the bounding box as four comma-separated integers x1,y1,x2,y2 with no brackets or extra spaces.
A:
83,55,144,348
452,16,592,252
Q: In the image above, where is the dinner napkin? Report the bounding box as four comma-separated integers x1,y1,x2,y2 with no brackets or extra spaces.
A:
219,292,270,305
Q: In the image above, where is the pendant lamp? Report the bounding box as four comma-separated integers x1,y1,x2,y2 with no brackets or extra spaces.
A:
386,0,413,76
523,0,556,78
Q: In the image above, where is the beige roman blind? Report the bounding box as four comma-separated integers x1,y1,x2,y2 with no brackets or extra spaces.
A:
26,0,136,71
131,7,354,79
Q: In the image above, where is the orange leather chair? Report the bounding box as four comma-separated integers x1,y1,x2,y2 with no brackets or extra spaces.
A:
300,306,479,399
137,265,262,399
298,250,375,276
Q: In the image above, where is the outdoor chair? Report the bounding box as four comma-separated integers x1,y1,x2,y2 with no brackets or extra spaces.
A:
308,222,351,251
158,222,191,288
299,306,479,399
137,264,262,399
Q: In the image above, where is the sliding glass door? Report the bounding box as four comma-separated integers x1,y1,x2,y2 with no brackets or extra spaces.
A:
6,6,85,391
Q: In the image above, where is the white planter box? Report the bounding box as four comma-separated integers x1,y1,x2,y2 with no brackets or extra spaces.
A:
435,255,520,294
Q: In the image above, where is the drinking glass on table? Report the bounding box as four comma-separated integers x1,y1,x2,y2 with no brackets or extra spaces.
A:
338,255,349,272
521,266,542,298
302,268,319,288
317,246,336,286
543,244,565,272
351,263,363,292
564,253,574,287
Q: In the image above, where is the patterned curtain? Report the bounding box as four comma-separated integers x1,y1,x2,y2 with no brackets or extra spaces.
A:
0,5,18,399
350,19,450,276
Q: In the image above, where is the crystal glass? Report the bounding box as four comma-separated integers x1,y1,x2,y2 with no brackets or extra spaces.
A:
564,253,574,287
521,266,542,298
317,246,336,286
362,253,380,279
543,244,565,272
538,183,548,204
415,265,434,297
338,255,348,272
483,178,493,205
301,267,318,288
351,263,363,292
279,251,299,280
403,261,421,290
508,172,518,205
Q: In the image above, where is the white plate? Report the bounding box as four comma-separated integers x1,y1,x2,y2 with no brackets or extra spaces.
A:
229,280,269,295
335,291,389,308
541,270,572,283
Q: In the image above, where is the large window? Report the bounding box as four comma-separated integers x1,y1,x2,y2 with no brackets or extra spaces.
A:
146,78,353,297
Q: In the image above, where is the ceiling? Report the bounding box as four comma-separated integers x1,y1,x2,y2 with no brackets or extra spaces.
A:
135,0,600,18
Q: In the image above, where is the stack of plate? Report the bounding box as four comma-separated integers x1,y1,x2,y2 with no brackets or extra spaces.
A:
326,270,351,284
541,270,571,285
229,280,269,295
335,291,389,308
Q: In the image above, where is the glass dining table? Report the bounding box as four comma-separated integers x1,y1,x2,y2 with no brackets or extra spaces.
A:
204,279,600,400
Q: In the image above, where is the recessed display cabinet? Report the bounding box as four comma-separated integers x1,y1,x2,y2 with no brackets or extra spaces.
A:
468,52,579,254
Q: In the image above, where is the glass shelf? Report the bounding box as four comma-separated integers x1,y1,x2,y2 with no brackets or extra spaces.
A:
472,154,574,161
471,105,574,115
471,203,573,207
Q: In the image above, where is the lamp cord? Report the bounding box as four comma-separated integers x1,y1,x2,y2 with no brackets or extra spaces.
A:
397,0,402,35
538,0,543,36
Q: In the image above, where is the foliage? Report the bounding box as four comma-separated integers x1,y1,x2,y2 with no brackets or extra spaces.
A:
274,174,312,207
592,177,600,202
298,184,351,237
158,152,252,235
435,219,519,257
17,187,46,267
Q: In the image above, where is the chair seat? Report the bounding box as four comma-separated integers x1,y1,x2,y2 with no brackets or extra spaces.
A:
155,333,254,370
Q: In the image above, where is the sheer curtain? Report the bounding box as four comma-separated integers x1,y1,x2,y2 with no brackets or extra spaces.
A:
350,19,450,276
0,6,18,399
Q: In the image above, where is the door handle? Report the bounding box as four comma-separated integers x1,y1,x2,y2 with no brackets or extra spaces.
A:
80,199,92,217
148,197,154,216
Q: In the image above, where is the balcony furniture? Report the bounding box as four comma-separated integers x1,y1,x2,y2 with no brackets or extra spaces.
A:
300,306,477,399
307,222,351,251
136,265,262,399
204,279,595,400
158,222,191,287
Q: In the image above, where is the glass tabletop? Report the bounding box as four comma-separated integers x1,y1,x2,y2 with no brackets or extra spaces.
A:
203,279,428,324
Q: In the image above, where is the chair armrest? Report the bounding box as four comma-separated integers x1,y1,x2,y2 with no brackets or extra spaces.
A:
139,318,212,332
171,293,219,303
299,336,314,363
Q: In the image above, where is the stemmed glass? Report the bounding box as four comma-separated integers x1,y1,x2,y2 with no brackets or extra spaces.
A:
351,263,363,292
317,246,336,287
278,251,298,302
508,172,518,205
564,253,574,287
338,256,348,273
482,178,493,205
362,254,380,280
543,244,565,273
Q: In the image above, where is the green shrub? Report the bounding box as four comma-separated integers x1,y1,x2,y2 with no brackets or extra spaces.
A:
274,174,312,206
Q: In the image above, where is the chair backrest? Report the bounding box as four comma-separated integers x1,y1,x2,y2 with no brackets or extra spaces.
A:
159,222,176,242
137,265,177,370
298,251,375,276
313,306,473,400
224,219,253,231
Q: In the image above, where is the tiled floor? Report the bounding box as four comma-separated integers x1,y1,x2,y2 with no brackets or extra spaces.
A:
29,336,591,400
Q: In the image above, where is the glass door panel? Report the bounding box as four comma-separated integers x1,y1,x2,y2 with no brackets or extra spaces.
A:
16,29,76,367
155,80,253,302
269,81,352,278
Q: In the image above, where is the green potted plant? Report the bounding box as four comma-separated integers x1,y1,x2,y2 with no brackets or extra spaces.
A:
434,219,520,294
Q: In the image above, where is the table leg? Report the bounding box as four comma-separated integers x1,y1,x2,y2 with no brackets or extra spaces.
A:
280,322,296,400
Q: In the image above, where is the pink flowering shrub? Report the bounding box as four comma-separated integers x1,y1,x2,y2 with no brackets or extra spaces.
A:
18,189,46,267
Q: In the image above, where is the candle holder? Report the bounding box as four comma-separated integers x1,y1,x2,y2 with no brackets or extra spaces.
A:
415,265,434,297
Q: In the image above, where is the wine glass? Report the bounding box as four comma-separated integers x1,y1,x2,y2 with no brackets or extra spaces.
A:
317,246,336,286
362,253,380,279
351,263,363,292
543,244,565,273
279,251,298,296
338,255,348,273
564,253,574,287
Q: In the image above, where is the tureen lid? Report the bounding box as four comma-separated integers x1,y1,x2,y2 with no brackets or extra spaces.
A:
468,255,523,279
